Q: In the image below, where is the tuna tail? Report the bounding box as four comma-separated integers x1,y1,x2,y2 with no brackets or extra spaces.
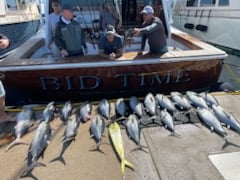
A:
169,132,181,139
49,154,66,165
222,138,240,150
131,144,148,153
5,138,29,152
89,142,105,154
115,116,127,122
20,161,46,178
121,159,135,175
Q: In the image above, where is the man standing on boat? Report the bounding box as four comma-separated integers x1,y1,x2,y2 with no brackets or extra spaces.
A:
98,25,123,60
54,4,87,57
133,5,168,55
47,0,61,57
99,1,119,30
0,34,10,49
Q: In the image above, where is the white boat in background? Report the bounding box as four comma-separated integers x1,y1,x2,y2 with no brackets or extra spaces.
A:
172,0,240,55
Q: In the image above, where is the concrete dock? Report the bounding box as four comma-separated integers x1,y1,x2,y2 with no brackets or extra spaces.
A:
0,93,240,180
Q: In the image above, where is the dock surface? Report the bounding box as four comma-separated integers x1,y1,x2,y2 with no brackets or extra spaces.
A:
0,93,240,180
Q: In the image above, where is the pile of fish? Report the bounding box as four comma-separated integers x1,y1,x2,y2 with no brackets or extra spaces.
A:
4,91,240,178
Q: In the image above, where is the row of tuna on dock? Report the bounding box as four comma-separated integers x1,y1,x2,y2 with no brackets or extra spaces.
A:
4,91,240,178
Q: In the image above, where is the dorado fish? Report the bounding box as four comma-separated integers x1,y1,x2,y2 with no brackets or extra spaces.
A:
212,104,240,133
90,114,105,152
6,108,35,152
50,107,80,165
98,99,111,120
79,102,92,123
109,122,135,176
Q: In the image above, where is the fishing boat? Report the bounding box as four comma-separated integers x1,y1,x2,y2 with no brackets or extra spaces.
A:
173,0,240,55
0,0,41,58
0,0,227,105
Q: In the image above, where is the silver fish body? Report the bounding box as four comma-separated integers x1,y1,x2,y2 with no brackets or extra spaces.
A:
212,104,240,133
197,108,226,136
90,115,105,145
60,101,72,123
98,99,110,120
144,93,157,116
115,98,127,117
170,92,192,110
199,92,219,106
129,96,144,118
43,101,57,122
156,94,177,113
79,102,92,122
126,114,140,145
160,110,175,132
186,91,208,109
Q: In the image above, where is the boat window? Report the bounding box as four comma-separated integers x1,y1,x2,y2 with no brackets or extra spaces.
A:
218,0,229,6
6,0,18,10
200,0,216,6
186,0,198,7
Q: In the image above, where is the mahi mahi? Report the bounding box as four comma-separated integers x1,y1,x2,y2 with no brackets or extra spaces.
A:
109,122,135,175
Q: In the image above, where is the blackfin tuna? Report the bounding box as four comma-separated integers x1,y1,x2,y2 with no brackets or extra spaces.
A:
79,102,92,123
98,99,111,120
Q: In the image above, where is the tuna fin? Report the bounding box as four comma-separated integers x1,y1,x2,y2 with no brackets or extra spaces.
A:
49,155,66,165
222,138,240,150
20,161,46,178
5,138,29,152
62,137,75,144
121,159,135,175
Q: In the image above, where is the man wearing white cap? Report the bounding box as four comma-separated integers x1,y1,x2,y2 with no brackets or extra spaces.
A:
98,25,123,60
133,5,167,55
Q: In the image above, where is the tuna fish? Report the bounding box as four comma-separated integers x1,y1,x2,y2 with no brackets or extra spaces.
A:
144,93,157,116
160,110,175,133
212,104,240,133
197,108,227,137
170,92,192,110
115,98,127,118
186,91,208,109
126,114,147,152
6,108,35,152
199,92,219,106
90,114,105,152
129,96,144,118
42,101,57,122
98,99,111,120
79,102,92,123
21,117,52,177
50,107,80,165
156,94,177,113
109,122,135,176
60,101,72,124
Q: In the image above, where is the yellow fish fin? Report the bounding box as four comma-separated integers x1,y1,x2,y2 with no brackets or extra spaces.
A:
121,159,135,175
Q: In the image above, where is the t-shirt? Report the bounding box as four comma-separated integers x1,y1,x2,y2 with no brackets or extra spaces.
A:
98,34,123,54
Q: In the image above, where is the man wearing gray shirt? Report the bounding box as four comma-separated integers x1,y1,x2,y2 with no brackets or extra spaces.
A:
133,5,168,55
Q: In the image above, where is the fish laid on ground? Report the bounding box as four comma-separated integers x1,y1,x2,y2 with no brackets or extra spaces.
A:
109,122,135,176
212,104,240,133
156,94,177,113
170,92,192,110
197,108,227,137
6,108,35,152
90,114,105,152
60,101,72,124
129,96,144,118
79,102,92,123
126,114,147,152
98,99,111,120
144,93,157,116
43,101,57,122
160,110,175,133
199,92,219,106
21,118,52,177
50,107,80,165
186,91,208,109
115,98,127,119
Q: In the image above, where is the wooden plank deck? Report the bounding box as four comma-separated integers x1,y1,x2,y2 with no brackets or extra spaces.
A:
0,93,240,180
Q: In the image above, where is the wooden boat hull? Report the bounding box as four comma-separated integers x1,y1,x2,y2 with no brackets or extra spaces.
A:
1,57,223,103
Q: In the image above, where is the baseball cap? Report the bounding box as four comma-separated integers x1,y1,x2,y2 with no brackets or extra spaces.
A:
106,25,116,35
141,5,154,14
62,4,73,11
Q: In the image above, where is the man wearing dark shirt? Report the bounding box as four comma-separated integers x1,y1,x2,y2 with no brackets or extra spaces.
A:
133,5,168,55
98,25,123,60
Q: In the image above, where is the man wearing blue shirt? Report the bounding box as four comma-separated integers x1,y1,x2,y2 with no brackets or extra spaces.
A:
98,25,123,60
